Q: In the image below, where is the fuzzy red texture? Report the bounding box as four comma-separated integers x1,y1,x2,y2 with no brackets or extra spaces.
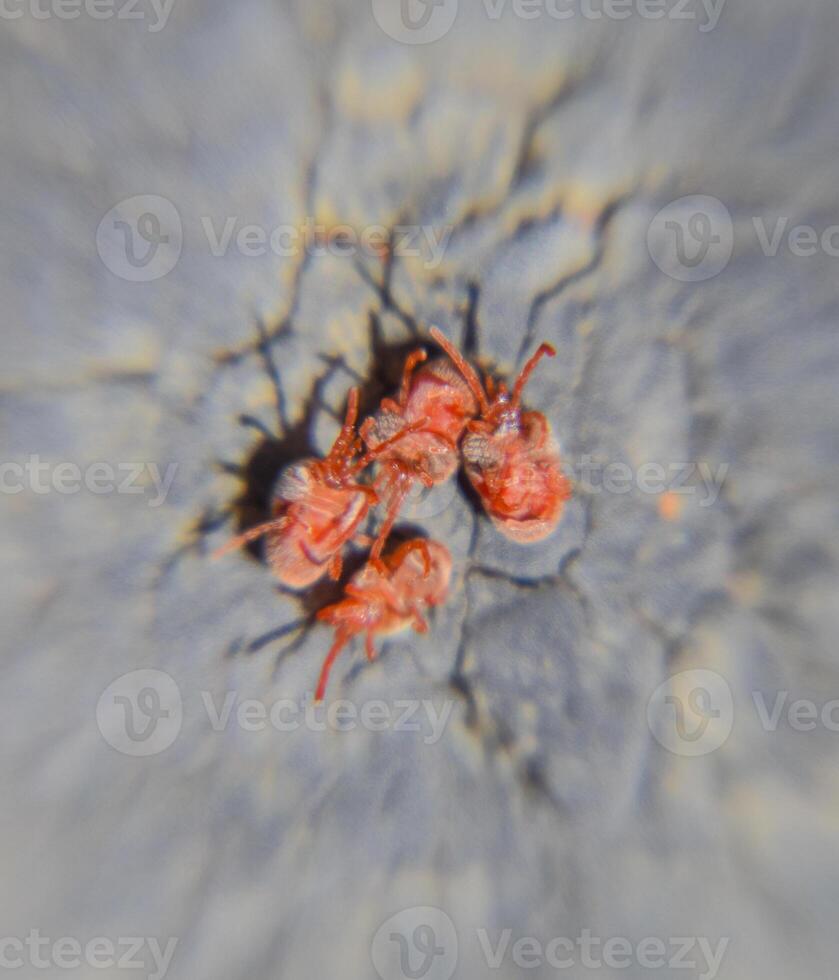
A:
314,539,452,701
430,327,572,543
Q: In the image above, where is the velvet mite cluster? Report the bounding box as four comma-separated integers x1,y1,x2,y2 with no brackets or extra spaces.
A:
216,327,572,700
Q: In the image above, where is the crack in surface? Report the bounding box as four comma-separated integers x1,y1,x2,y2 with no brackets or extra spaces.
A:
516,194,629,366
351,246,421,338
510,74,581,193
211,74,335,366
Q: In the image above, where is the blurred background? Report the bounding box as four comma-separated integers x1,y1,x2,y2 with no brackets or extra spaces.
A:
2,0,838,977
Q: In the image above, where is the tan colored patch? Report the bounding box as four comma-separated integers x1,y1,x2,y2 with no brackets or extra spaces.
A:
658,491,683,522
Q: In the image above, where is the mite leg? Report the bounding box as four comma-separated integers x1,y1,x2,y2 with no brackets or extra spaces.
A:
325,387,361,465
429,326,489,414
346,484,378,502
398,348,429,406
328,553,343,581
400,539,432,575
365,630,377,662
411,607,429,634
370,469,413,560
212,517,288,560
512,342,556,406
315,629,355,702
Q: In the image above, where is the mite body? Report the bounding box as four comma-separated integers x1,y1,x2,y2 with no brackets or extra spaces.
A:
314,538,452,700
215,389,416,588
361,347,478,556
430,327,571,543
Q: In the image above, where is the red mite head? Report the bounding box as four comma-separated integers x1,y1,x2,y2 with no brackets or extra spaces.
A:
313,538,452,700
429,327,571,543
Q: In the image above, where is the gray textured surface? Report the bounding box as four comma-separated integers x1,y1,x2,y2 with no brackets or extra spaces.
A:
3,1,839,978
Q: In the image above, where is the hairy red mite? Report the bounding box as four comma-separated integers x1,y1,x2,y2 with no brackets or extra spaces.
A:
313,538,452,701
360,345,479,557
214,389,422,589
430,326,572,543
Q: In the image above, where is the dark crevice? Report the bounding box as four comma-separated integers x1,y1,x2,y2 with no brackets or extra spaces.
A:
517,194,629,366
519,755,563,810
238,414,277,441
210,75,331,366
352,247,421,338
154,505,233,586
510,75,579,192
0,369,159,396
245,619,307,656
465,563,561,592
462,281,481,356
253,316,289,433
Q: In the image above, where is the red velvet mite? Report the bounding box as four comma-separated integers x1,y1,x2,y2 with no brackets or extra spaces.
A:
430,326,571,543
214,388,422,589
360,345,479,558
314,538,452,701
